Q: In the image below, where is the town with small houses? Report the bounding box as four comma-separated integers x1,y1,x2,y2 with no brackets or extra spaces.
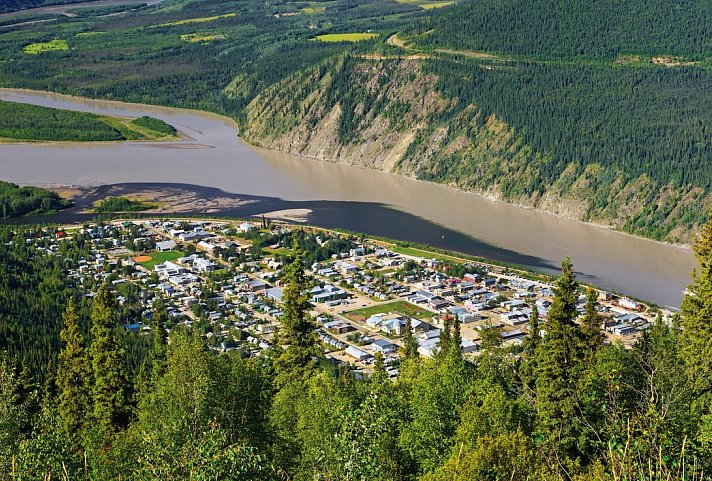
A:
19,217,671,377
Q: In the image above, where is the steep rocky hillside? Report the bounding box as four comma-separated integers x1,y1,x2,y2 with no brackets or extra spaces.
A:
241,56,710,244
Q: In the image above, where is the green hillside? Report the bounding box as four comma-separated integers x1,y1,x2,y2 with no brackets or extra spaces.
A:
412,0,712,59
1,0,712,241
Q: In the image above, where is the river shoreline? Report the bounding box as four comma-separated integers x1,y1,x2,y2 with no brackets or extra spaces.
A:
0,87,693,252
0,87,697,306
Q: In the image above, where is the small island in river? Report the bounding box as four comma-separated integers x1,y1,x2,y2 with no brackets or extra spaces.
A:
0,100,178,142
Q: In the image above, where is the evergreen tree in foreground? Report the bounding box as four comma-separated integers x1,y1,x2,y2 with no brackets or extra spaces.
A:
89,283,128,435
520,303,540,392
437,316,452,358
137,298,169,397
681,211,712,394
402,317,420,359
579,287,603,358
451,316,462,356
534,257,584,459
681,211,712,456
274,237,319,387
56,298,90,440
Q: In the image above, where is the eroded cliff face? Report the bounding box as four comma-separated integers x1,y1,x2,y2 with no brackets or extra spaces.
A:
239,57,708,244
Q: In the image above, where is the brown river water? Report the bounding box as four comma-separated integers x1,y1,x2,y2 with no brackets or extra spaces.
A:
0,88,697,307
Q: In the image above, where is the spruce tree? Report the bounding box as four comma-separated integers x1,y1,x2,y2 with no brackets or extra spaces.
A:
402,317,420,359
451,316,462,356
680,211,712,457
520,304,540,391
372,351,387,385
89,283,128,434
56,299,90,439
148,299,168,381
534,257,583,457
526,304,540,351
580,287,603,357
136,299,169,397
274,238,319,387
438,316,452,358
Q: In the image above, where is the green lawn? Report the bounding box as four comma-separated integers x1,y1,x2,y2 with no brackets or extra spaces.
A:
392,246,464,264
344,300,434,322
313,33,378,42
23,39,69,54
137,250,184,269
263,247,292,256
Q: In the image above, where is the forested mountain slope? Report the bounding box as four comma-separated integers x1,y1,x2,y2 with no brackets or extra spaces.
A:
1,0,712,242
242,55,712,243
238,0,712,244
409,0,712,59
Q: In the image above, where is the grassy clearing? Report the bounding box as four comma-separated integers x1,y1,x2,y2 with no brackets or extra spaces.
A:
75,31,106,37
302,6,325,13
100,115,178,141
139,250,184,270
313,32,378,42
263,247,292,256
420,1,454,8
180,32,228,43
392,245,464,264
344,300,434,322
394,0,453,8
158,13,236,27
23,39,68,54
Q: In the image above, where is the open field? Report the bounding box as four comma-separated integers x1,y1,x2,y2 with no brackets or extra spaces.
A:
157,13,236,27
394,0,453,8
344,300,435,322
180,33,227,43
313,33,377,42
23,39,68,54
263,247,292,256
100,116,178,141
302,6,325,13
420,2,453,8
392,245,465,264
137,250,184,269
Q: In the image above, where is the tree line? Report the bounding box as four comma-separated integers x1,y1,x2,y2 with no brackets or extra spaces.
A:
0,181,71,219
411,0,712,59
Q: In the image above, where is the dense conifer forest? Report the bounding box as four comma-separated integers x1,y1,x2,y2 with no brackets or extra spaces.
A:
0,182,71,218
410,0,712,58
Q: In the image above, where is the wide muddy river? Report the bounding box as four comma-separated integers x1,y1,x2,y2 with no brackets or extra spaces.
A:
0,88,697,307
